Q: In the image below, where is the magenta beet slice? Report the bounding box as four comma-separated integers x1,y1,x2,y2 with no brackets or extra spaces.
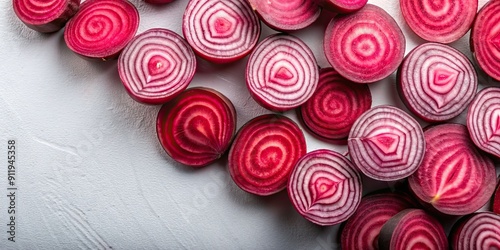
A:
324,4,405,84
408,124,497,215
398,42,477,122
451,212,500,249
341,193,415,250
64,0,139,60
348,106,425,181
156,87,236,167
12,0,79,33
247,0,320,31
379,209,448,250
494,178,500,214
298,67,372,144
400,0,477,43
287,149,362,226
246,34,319,112
118,28,196,105
228,114,306,196
182,0,260,63
316,0,367,13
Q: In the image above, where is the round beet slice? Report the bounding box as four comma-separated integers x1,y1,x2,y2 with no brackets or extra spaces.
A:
156,87,236,167
450,212,500,250
316,0,367,13
324,4,405,84
287,149,362,226
247,0,320,31
13,0,80,33
118,28,196,105
228,114,306,196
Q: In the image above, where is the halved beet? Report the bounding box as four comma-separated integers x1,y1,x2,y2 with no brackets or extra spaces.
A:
246,34,319,112
182,0,260,63
408,124,497,215
400,0,477,43
287,149,362,226
494,178,500,214
316,0,367,13
347,106,425,181
64,0,139,60
12,0,79,33
324,4,405,84
450,212,500,249
341,193,415,250
379,209,448,250
398,42,477,122
118,28,196,105
247,0,320,31
298,67,372,144
471,0,500,82
228,114,306,196
156,87,236,167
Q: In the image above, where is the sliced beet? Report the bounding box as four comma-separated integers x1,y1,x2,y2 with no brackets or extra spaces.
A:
298,68,371,144
246,34,319,112
316,0,367,13
247,0,320,31
397,42,477,122
182,0,261,63
12,0,80,33
324,4,405,84
494,178,500,214
118,28,196,105
450,212,500,250
347,106,425,181
156,87,236,167
408,124,497,216
287,149,362,226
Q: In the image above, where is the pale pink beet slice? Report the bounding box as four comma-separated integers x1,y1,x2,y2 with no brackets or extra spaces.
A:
316,0,367,13
247,0,320,31
450,212,500,249
13,0,79,33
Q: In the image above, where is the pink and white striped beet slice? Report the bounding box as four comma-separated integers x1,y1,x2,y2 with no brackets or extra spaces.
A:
247,0,320,31
451,212,500,250
13,0,80,33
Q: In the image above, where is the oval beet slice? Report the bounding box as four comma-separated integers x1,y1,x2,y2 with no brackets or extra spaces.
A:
156,87,236,167
287,149,362,226
317,0,367,13
13,0,80,33
450,212,500,250
247,0,320,31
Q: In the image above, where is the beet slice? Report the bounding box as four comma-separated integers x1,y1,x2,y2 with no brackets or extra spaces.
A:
156,87,236,167
324,4,405,84
347,106,425,181
494,178,500,215
379,209,448,250
316,0,367,13
298,67,372,144
64,0,140,60
397,42,477,122
228,114,306,196
341,193,415,250
118,28,196,105
182,0,260,63
400,0,477,43
450,212,500,250
246,34,319,112
247,0,320,31
12,0,80,33
408,124,497,216
287,149,362,226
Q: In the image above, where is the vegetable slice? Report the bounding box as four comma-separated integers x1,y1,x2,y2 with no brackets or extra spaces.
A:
247,0,320,31
316,0,367,13
450,212,500,250
12,0,79,33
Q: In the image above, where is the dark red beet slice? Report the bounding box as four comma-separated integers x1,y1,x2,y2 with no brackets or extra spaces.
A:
348,106,425,181
156,87,236,167
228,114,306,196
316,0,367,13
118,28,196,105
64,0,139,60
450,212,500,249
247,0,320,31
298,67,372,144
397,42,477,122
324,4,405,84
341,193,415,250
12,0,79,33
287,149,362,226
408,124,497,215
182,0,260,63
400,0,477,43
379,209,448,250
246,34,319,112
494,178,500,214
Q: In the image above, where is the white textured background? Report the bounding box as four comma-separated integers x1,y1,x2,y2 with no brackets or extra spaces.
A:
0,0,497,249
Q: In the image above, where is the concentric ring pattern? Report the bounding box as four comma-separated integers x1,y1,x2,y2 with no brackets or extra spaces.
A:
452,212,500,250
248,0,320,31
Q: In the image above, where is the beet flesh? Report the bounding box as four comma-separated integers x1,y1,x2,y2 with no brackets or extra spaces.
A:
13,0,80,33
247,0,320,31
450,212,500,250
316,0,367,13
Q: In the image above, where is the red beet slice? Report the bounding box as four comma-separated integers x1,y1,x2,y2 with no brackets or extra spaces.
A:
12,0,79,33
471,0,500,82
316,0,367,13
450,212,500,250
324,4,405,84
64,0,140,60
156,87,236,167
287,149,362,226
494,178,500,214
398,42,477,122
246,34,319,112
408,124,497,216
182,0,260,63
379,209,448,250
298,67,372,144
400,0,477,43
247,0,320,31
348,106,425,181
228,114,306,196
118,28,196,105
